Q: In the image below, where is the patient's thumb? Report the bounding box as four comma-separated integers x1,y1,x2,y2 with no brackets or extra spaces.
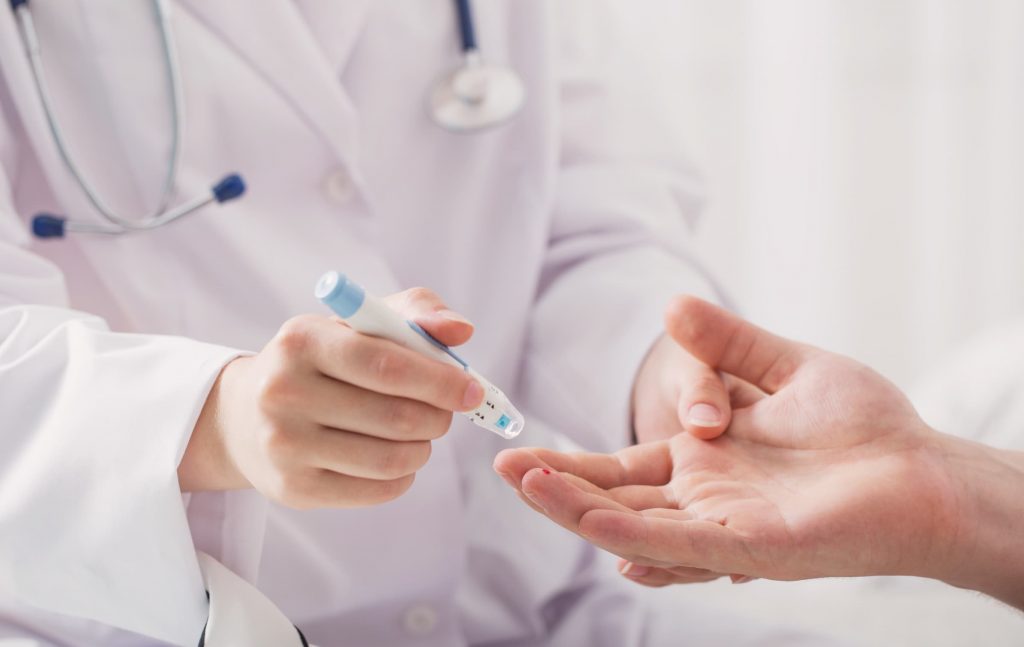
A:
663,295,732,364
664,295,809,394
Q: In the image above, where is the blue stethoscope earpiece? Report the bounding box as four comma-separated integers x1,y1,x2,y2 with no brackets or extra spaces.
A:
12,0,246,239
31,214,66,239
212,174,247,203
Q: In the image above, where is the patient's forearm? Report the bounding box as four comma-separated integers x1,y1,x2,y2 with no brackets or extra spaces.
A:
940,435,1024,611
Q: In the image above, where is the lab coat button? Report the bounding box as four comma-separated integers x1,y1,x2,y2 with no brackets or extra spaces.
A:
401,603,438,636
323,168,355,205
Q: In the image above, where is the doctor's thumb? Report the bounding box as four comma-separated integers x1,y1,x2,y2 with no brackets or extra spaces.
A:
385,286,475,347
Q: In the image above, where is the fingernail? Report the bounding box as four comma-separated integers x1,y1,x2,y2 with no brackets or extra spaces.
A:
730,575,754,584
523,489,548,514
497,471,518,489
687,403,722,427
620,562,650,578
463,381,484,409
438,309,473,326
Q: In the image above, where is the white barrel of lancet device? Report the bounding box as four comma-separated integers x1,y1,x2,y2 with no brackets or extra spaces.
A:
315,271,524,439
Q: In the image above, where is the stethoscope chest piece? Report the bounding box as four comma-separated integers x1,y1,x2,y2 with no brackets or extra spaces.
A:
430,53,525,133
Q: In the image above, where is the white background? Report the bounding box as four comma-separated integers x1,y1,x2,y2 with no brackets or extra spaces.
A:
609,0,1024,390
602,1,1024,644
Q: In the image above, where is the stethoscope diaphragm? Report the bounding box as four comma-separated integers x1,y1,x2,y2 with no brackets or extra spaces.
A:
428,0,524,133
429,52,525,133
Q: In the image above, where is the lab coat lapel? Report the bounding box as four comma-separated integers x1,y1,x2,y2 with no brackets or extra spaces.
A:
174,0,372,166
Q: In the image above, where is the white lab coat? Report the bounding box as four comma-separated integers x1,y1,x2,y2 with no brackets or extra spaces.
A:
0,2,726,645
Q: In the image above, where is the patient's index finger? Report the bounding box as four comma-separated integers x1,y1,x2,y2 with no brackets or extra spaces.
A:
519,467,636,535
494,444,672,490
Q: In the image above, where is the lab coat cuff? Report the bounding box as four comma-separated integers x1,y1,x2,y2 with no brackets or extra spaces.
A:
180,350,269,587
0,308,257,645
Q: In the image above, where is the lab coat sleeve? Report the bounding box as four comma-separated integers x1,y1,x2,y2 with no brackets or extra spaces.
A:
521,3,725,452
0,119,257,644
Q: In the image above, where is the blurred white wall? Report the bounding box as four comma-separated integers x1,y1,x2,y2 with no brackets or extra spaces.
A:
610,0,1024,391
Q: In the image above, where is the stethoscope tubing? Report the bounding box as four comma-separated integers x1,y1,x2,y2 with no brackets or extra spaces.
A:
454,0,477,52
12,0,519,237
13,0,187,231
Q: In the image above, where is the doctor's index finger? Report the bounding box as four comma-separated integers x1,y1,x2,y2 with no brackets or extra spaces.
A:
295,316,483,413
664,296,815,394
384,286,475,348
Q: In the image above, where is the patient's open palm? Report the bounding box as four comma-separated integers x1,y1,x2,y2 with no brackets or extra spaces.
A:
494,297,960,584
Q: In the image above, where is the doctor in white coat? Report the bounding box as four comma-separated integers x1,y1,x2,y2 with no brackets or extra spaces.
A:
0,1,810,645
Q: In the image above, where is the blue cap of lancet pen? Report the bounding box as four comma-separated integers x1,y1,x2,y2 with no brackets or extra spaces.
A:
315,271,365,318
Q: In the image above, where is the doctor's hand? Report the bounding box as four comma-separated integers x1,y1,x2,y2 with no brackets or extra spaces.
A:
178,288,484,509
493,296,1012,597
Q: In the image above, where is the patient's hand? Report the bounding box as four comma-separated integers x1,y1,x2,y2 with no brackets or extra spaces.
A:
494,296,963,587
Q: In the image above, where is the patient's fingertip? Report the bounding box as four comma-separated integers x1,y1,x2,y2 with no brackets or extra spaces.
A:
492,447,519,462
492,447,544,472
521,488,549,515
495,469,518,490
687,424,726,440
620,562,650,578
663,295,709,341
686,402,722,426
664,295,694,327
521,466,556,490
678,401,727,440
491,448,516,472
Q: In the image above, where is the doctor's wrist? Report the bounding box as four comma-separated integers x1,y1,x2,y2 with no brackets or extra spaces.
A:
178,357,251,492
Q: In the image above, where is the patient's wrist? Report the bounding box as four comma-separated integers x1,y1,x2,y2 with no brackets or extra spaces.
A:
937,434,1024,610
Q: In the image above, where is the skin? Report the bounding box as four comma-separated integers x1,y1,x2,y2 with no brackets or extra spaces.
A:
494,296,1024,610
180,286,733,513
633,332,734,443
178,287,486,508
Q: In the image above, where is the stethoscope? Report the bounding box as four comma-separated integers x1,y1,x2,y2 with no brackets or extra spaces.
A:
430,0,526,133
10,0,524,240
